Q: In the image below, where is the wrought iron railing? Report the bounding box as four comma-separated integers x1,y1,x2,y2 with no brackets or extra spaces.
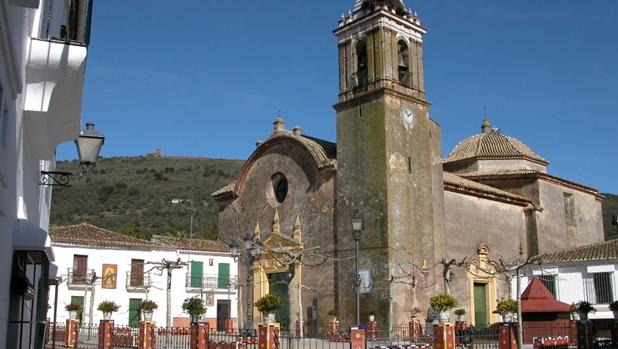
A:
66,268,95,288
125,271,152,291
185,274,237,290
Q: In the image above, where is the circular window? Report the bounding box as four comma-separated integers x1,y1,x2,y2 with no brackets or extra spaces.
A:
271,173,288,203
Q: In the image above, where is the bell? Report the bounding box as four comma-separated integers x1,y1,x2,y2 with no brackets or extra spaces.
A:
398,55,408,70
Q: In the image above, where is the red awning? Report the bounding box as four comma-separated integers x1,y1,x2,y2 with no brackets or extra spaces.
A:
521,277,571,313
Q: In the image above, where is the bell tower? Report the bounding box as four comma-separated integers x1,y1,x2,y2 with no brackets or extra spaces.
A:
334,0,446,327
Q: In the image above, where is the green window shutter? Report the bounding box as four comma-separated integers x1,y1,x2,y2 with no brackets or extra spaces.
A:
70,296,84,323
218,263,230,289
128,298,141,328
191,261,203,288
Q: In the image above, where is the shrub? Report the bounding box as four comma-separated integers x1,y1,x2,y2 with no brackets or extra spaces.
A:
182,297,205,315
368,310,376,316
139,300,158,312
327,309,338,317
430,294,458,312
65,303,82,311
496,298,518,313
255,294,282,313
411,307,422,317
97,301,120,313
454,309,466,316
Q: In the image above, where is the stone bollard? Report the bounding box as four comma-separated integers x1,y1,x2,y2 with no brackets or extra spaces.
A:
569,320,578,348
498,323,517,349
65,319,79,348
258,323,280,349
138,321,156,349
327,320,340,341
225,319,234,334
350,328,366,349
191,322,209,349
612,320,618,348
295,320,305,337
433,323,455,349
409,319,422,343
98,320,114,349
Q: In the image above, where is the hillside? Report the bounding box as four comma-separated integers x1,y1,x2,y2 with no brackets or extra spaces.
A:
50,156,244,240
51,156,618,241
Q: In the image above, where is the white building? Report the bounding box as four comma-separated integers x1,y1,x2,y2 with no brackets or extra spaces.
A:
50,224,239,329
519,239,618,321
0,0,93,347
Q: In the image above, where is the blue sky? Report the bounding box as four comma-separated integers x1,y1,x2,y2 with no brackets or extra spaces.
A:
57,0,618,194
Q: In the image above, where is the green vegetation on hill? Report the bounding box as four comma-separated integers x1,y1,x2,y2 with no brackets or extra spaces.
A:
603,193,618,240
51,156,244,240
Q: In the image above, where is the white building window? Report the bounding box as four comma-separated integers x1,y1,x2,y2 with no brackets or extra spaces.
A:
540,274,558,298
584,272,614,304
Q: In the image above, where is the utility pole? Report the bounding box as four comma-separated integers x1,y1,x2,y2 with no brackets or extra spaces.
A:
147,258,186,328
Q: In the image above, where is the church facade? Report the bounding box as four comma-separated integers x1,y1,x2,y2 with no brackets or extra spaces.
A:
212,0,604,332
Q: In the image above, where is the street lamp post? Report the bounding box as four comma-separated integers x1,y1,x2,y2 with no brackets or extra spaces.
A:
351,213,363,327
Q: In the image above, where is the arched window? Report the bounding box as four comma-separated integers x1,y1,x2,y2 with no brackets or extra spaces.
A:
356,39,368,87
397,40,410,87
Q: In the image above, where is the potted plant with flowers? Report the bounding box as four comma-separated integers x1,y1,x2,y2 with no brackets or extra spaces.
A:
182,296,206,324
496,298,518,323
454,309,466,322
139,300,158,322
327,309,338,322
65,303,82,320
368,310,376,322
255,294,282,324
430,294,458,323
576,301,596,322
97,300,120,321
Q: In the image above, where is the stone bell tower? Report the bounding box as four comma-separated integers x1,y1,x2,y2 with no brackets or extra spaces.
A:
334,0,446,327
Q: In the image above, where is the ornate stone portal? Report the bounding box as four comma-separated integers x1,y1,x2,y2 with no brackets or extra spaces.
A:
252,211,304,327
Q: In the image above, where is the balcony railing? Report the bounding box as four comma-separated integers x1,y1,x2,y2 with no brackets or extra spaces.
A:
37,0,93,46
67,268,95,289
185,274,237,291
125,272,151,292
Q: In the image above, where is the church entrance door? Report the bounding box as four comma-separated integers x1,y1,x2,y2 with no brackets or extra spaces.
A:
269,273,290,329
474,283,488,327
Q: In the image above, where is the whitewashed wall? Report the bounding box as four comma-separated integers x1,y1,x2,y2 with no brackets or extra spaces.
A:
50,244,238,326
515,261,618,320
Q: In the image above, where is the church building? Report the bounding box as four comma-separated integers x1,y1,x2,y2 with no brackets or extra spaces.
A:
212,0,604,332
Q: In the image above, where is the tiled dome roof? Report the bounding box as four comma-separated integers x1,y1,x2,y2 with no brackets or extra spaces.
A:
444,119,548,165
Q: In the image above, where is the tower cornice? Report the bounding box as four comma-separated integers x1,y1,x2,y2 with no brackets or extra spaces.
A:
334,8,426,41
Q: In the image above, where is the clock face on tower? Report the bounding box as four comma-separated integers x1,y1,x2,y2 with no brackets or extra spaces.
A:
402,108,414,124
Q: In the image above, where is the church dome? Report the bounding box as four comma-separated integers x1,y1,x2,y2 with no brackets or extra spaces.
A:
444,119,548,172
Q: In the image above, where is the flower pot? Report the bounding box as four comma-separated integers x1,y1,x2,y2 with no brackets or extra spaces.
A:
69,310,78,320
331,317,338,323
578,312,589,322
102,311,112,320
501,311,514,323
570,312,579,321
190,313,201,324
266,313,276,323
456,315,464,322
369,315,375,322
438,311,450,323
142,310,153,322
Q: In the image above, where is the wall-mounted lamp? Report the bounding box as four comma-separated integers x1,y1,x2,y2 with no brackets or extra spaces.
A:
39,122,105,187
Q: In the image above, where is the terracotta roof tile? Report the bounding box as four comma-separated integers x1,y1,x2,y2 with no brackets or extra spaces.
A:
445,130,548,165
50,224,230,253
50,223,157,249
539,239,618,263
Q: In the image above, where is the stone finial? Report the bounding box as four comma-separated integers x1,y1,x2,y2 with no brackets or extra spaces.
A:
256,140,263,147
254,222,261,240
273,118,285,132
272,209,281,234
481,119,491,134
293,126,302,136
293,214,302,242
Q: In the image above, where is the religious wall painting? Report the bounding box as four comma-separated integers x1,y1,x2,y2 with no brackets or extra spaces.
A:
101,264,117,289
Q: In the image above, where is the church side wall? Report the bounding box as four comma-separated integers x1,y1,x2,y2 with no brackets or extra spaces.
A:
443,190,527,325
537,180,604,253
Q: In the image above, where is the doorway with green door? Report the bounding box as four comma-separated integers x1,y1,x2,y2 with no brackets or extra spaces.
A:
473,283,488,328
268,272,290,330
